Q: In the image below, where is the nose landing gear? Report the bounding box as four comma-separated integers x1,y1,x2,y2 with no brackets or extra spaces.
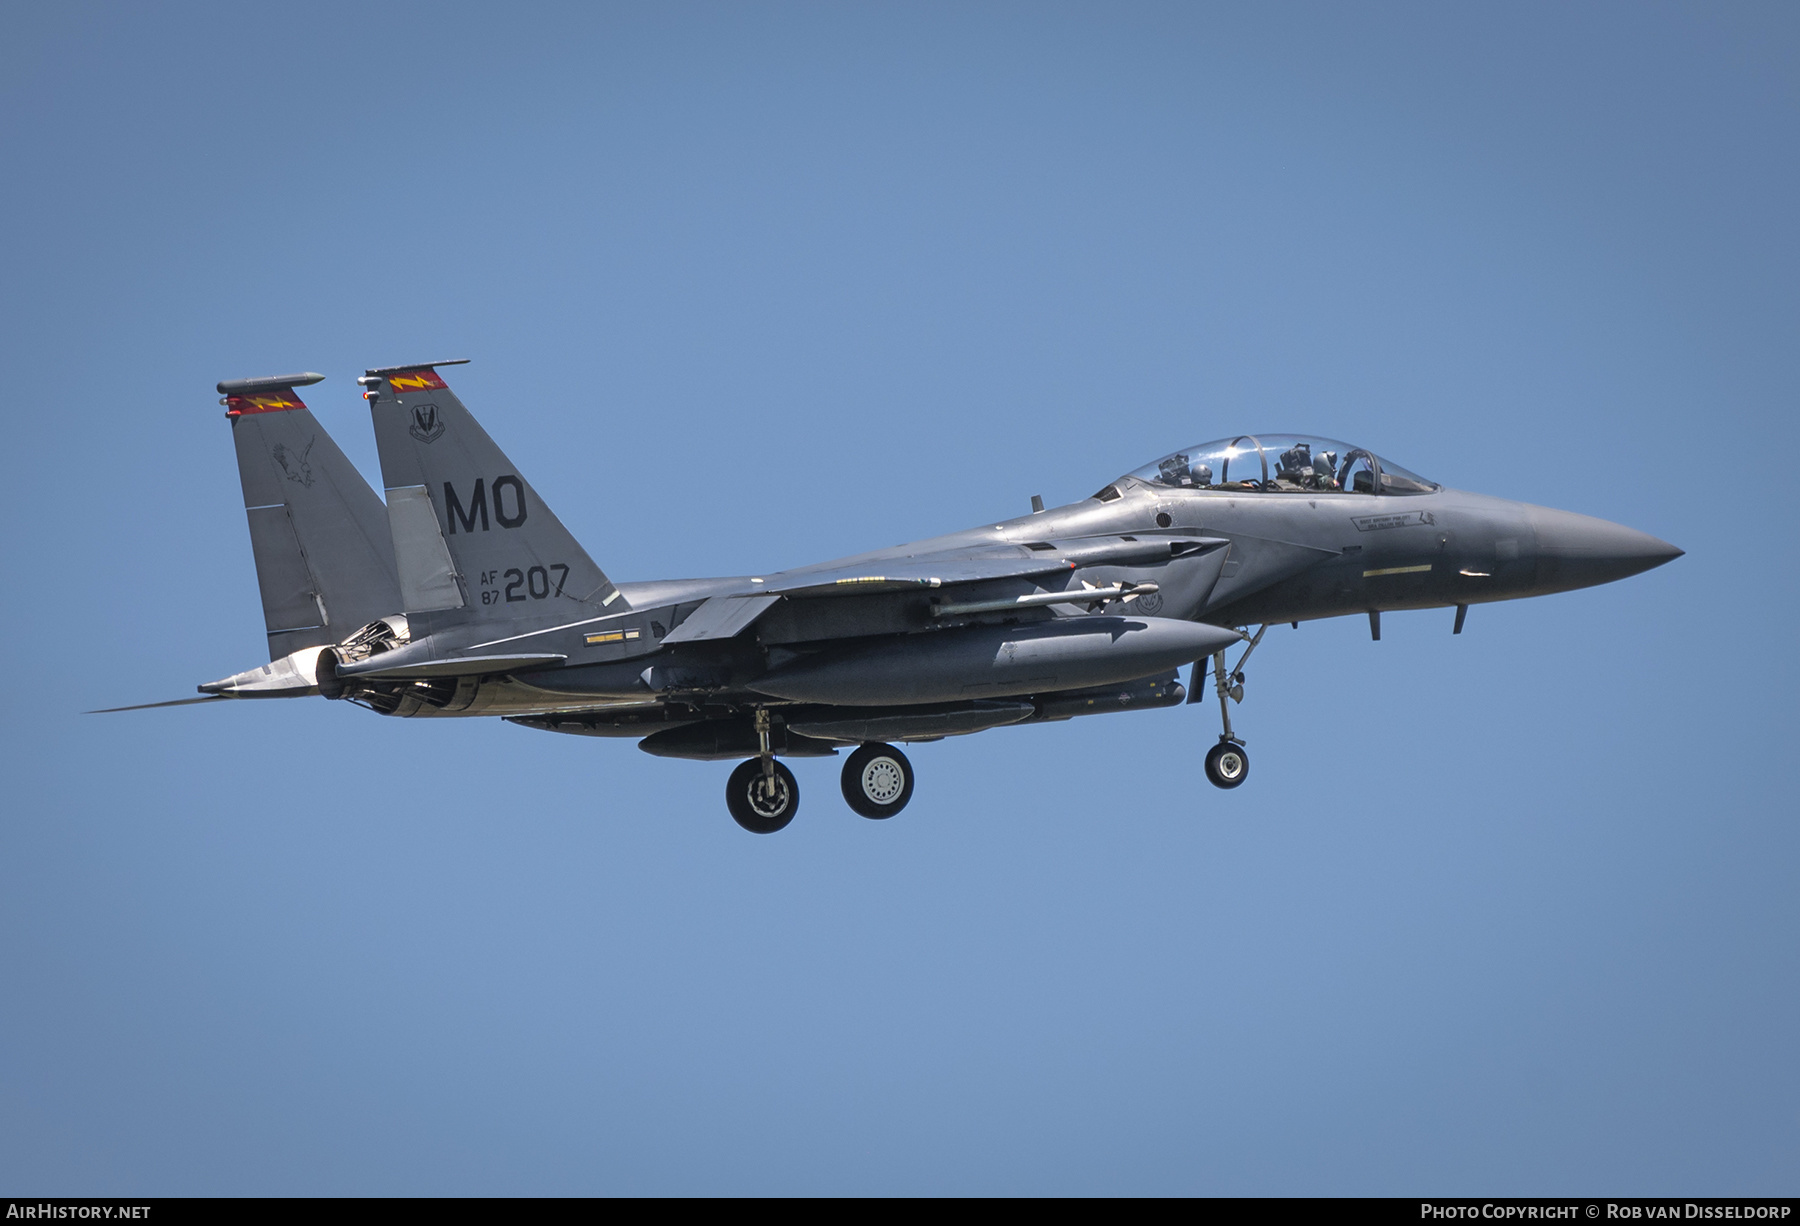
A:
1204,740,1249,789
1202,623,1267,790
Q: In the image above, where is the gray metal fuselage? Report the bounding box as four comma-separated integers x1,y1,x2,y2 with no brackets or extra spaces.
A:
323,475,1678,754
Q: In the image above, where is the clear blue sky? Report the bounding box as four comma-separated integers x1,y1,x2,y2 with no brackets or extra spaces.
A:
1,1,1794,1195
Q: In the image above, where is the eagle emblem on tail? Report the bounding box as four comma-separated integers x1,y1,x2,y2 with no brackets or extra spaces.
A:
271,437,315,488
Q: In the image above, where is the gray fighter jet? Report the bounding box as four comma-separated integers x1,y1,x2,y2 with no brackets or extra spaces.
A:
102,361,1681,833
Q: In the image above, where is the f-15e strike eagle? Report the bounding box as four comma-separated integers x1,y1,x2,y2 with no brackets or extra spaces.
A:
101,361,1681,833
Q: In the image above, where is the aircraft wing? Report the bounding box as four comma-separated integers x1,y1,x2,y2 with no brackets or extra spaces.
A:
766,536,1225,598
644,537,1227,645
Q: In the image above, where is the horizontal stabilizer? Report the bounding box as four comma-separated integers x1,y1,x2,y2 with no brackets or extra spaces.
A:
660,594,781,644
198,647,327,697
87,695,232,714
93,641,334,711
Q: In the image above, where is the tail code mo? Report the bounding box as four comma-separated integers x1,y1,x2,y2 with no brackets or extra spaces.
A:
444,477,528,533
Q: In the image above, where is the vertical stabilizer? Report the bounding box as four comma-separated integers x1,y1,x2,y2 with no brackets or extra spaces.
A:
221,374,402,657
363,361,624,623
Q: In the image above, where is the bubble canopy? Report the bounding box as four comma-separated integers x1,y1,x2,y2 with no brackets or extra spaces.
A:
1114,434,1438,497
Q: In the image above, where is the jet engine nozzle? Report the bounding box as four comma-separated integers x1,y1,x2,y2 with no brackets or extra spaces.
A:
314,647,348,700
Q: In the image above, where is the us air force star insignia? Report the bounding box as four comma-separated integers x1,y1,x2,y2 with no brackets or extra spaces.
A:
409,404,445,444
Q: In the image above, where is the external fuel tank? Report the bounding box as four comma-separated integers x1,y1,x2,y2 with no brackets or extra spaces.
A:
747,615,1242,706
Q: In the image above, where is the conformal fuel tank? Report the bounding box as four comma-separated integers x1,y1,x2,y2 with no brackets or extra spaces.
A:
748,615,1242,706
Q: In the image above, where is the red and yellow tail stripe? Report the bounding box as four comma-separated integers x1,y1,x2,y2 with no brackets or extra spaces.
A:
385,370,448,392
225,391,308,416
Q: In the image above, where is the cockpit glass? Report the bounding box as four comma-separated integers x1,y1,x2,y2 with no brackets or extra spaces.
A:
1119,434,1437,496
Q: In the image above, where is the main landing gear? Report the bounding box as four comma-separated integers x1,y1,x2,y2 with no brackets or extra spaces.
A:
726,757,799,833
841,743,915,819
726,709,916,833
727,708,799,834
1202,623,1268,790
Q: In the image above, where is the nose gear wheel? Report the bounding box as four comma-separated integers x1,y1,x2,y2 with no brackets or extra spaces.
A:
1204,740,1249,789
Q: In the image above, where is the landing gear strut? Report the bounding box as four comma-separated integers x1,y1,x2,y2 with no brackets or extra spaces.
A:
1203,624,1267,790
726,708,799,833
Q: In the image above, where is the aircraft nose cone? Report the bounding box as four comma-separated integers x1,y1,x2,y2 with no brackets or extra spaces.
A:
1529,505,1682,591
